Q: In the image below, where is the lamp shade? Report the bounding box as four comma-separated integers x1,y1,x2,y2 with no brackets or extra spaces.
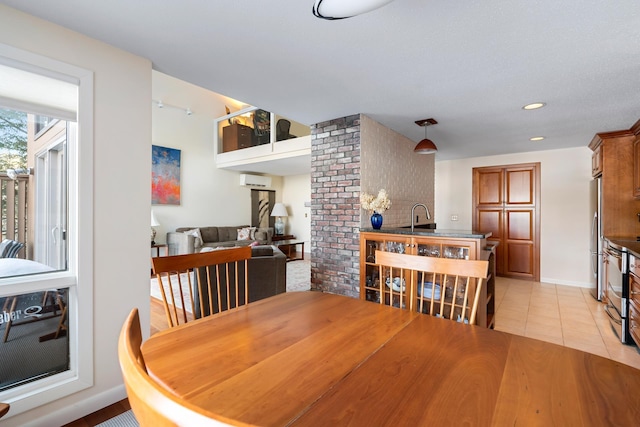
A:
414,138,438,154
270,203,288,217
151,211,160,227
312,0,395,20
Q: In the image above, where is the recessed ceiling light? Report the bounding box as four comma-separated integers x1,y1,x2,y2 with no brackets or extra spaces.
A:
530,136,545,141
522,102,546,110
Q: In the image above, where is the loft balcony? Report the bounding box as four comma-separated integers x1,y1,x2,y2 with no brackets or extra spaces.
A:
214,106,310,176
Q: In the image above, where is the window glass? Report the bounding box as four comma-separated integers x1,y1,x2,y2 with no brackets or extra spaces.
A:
0,103,72,392
0,288,69,391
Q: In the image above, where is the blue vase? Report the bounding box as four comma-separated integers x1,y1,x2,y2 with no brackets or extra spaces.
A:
371,212,383,229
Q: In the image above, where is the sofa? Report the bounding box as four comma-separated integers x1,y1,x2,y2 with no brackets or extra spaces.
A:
166,225,274,255
193,244,286,317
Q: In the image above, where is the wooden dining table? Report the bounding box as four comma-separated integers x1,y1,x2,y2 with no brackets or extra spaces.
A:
141,291,640,426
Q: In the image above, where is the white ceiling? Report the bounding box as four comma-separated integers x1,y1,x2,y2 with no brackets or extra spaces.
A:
3,0,640,162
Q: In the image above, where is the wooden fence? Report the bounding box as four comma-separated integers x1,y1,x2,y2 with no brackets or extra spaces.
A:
1,174,29,258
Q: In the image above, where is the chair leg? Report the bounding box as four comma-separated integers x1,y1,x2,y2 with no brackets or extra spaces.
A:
3,296,18,343
39,291,67,342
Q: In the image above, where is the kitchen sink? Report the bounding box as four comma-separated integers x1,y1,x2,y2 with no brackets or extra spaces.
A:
399,223,437,229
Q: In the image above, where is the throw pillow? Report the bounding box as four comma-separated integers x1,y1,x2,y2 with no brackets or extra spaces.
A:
184,228,203,248
237,227,256,241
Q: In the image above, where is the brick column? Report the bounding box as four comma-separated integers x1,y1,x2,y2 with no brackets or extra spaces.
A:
310,114,361,298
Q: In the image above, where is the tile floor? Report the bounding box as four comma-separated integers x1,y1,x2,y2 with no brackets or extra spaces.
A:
494,277,640,370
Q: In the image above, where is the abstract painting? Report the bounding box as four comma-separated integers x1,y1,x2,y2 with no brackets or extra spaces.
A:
152,145,181,205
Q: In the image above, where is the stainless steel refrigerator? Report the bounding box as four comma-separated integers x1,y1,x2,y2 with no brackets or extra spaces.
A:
589,177,603,300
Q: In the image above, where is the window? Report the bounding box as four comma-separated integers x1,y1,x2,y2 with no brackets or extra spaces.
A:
34,114,57,137
0,44,94,415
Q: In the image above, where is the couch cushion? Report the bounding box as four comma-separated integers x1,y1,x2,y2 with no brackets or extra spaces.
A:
251,246,274,257
198,227,219,243
237,226,256,241
218,226,249,242
183,228,203,249
254,227,274,244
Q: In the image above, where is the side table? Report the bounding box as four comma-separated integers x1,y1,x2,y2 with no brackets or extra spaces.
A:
151,243,168,257
150,243,168,275
272,234,295,242
274,240,304,262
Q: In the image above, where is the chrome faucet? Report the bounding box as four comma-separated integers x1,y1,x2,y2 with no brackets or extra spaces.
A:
411,203,431,233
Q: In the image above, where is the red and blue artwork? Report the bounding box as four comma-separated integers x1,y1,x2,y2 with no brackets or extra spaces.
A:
152,145,181,205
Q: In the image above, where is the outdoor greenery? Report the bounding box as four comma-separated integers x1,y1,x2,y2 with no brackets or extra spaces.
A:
0,107,28,171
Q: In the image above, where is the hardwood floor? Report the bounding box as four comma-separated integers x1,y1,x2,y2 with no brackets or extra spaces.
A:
61,399,131,427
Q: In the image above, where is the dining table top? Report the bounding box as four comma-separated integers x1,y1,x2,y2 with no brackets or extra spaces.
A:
141,291,640,426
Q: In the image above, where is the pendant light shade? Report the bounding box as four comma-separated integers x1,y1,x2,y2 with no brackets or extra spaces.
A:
414,118,438,154
313,0,395,20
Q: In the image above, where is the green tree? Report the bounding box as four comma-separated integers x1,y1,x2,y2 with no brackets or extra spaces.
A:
0,107,28,171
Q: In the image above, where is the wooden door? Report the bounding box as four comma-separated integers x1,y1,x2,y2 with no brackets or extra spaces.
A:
473,163,540,281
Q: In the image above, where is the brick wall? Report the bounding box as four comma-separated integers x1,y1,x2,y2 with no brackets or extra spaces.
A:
310,114,361,297
309,114,435,298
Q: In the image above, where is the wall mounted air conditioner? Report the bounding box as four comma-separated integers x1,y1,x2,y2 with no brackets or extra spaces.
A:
239,173,272,188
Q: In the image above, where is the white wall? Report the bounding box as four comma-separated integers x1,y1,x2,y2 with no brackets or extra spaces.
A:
0,5,151,426
151,72,314,244
282,174,311,248
151,71,287,240
435,146,593,287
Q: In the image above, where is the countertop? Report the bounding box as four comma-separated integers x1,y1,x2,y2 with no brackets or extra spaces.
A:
606,237,640,258
360,228,492,239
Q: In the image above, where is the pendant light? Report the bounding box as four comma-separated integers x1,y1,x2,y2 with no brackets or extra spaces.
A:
414,118,438,154
312,0,396,20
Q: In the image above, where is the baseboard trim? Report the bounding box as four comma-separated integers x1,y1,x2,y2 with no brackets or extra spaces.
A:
22,385,127,427
539,278,591,288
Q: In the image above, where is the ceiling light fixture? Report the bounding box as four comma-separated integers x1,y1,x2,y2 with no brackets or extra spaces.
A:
414,118,438,154
529,136,545,141
522,102,546,110
312,0,395,20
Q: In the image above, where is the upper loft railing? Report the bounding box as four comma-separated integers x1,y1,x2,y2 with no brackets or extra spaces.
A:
214,107,310,154
0,173,29,259
214,106,312,174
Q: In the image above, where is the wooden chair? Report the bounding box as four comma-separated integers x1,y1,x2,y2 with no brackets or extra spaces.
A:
118,308,239,426
0,402,9,418
375,250,488,325
376,250,414,310
151,246,252,328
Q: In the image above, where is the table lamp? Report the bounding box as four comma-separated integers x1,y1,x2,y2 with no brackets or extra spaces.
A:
151,211,160,246
270,203,288,235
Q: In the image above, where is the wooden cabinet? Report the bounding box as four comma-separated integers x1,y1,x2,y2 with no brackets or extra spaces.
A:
222,123,254,152
628,253,640,345
592,143,603,177
633,119,640,198
360,232,495,328
589,130,640,237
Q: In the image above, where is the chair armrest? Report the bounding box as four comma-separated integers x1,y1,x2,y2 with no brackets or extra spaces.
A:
166,232,195,255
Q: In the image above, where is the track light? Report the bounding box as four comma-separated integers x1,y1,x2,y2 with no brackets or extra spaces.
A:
152,99,193,116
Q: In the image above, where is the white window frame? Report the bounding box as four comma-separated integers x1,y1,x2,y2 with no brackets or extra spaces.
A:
0,43,94,416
